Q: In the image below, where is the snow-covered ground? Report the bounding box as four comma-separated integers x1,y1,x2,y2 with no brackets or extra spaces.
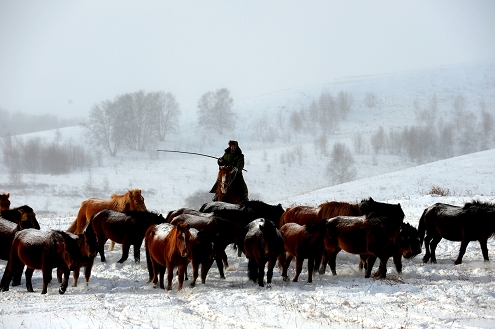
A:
1,60,495,328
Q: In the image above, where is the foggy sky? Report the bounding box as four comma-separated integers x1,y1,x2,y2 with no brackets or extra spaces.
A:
1,1,494,119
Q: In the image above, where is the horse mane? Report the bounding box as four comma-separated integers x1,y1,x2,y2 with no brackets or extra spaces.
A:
109,190,140,211
167,224,186,260
463,200,495,211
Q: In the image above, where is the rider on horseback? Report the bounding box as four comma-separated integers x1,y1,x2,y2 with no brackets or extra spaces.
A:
210,140,248,202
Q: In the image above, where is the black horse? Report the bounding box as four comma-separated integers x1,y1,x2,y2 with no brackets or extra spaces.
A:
419,201,495,264
240,218,285,287
1,205,40,230
200,200,285,228
358,197,405,222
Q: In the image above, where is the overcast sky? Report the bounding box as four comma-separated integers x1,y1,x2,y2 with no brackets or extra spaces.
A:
1,1,494,119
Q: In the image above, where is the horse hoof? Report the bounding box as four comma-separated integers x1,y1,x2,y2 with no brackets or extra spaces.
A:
331,271,337,276
59,288,66,295
11,281,21,287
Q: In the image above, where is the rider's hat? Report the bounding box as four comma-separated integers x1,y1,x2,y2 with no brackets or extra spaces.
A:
228,140,238,147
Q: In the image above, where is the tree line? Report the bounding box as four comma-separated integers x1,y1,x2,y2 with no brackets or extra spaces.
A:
86,88,235,156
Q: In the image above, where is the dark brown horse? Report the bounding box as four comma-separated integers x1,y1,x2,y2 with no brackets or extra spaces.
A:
91,209,166,263
1,229,97,294
323,215,421,278
145,223,192,291
56,223,98,287
0,216,41,286
240,218,285,287
278,220,327,283
165,208,209,223
67,189,147,235
1,205,40,230
0,193,10,212
419,201,495,265
216,166,247,204
186,228,216,287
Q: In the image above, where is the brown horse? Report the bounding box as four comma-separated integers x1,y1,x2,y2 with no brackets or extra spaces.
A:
0,193,10,212
1,229,97,294
419,201,495,265
165,208,208,223
91,209,166,263
186,228,216,287
278,220,327,283
1,205,40,230
216,166,247,204
145,223,192,291
323,215,421,278
67,189,147,235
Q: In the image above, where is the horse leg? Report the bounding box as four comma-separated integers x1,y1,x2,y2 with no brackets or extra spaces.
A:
58,267,70,294
117,242,130,263
266,258,276,286
358,254,367,271
479,239,489,262
365,255,377,278
318,250,329,275
133,242,141,263
98,238,107,262
201,259,214,285
72,268,80,287
375,257,389,278
25,267,35,292
328,251,339,276
190,260,199,287
293,256,303,282
83,258,95,287
422,234,432,263
278,253,292,282
257,260,266,287
222,250,229,268
108,240,115,251
166,263,174,290
12,265,24,286
454,239,470,265
215,250,226,279
57,268,63,284
159,266,166,289
429,236,442,264
41,265,53,294
307,257,315,283
392,253,403,274
177,264,186,291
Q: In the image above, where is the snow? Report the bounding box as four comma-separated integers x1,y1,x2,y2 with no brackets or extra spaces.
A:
1,60,495,328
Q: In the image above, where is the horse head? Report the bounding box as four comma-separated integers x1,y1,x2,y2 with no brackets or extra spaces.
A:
397,222,421,259
175,223,192,258
0,193,10,212
81,223,98,258
127,189,147,211
17,206,40,230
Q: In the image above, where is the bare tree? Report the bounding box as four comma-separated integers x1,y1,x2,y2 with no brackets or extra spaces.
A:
353,133,364,155
326,142,357,184
318,91,337,133
337,90,353,118
370,126,385,154
364,92,378,108
151,91,180,141
85,100,124,156
197,88,235,134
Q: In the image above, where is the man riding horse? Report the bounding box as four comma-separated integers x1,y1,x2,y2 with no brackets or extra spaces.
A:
210,140,248,202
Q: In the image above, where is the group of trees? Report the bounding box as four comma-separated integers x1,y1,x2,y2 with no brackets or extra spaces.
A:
1,134,92,176
86,90,180,155
0,109,83,137
87,88,235,156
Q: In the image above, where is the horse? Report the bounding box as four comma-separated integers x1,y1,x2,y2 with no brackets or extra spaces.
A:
240,218,285,287
0,193,10,212
57,222,98,287
0,228,97,294
200,200,285,228
216,166,247,204
145,223,192,291
67,189,147,235
91,209,166,263
323,215,421,278
419,201,495,265
165,208,209,223
278,220,328,283
0,215,41,286
170,213,245,280
1,205,40,230
186,228,216,287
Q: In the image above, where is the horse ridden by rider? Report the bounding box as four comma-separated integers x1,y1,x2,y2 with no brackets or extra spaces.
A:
210,140,248,203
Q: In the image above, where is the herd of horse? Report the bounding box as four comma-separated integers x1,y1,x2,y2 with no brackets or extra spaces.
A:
1,189,495,294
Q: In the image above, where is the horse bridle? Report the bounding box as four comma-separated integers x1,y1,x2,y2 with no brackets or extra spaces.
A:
220,166,238,192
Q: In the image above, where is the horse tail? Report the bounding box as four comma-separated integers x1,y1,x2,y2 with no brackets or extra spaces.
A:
247,258,258,283
164,210,174,223
66,218,78,233
199,203,207,212
417,208,428,247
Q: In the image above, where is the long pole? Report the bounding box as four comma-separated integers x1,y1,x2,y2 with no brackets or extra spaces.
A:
156,149,247,172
